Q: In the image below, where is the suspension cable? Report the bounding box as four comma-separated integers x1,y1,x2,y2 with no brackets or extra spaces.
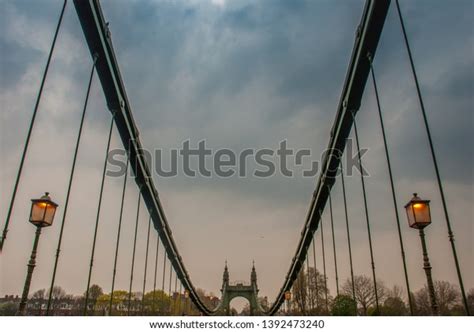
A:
340,164,356,311
127,189,142,316
152,233,160,314
319,210,329,313
351,112,379,312
327,187,339,296
108,156,129,315
368,53,413,315
1,0,68,251
395,0,469,315
83,116,114,316
46,56,96,315
141,216,152,314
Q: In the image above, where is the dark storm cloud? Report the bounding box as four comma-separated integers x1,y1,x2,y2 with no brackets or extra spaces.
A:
0,39,40,89
89,0,367,206
98,0,362,130
83,0,473,214
360,0,474,185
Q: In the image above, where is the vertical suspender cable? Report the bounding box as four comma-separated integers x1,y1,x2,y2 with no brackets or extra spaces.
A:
306,254,311,313
127,190,142,315
83,116,114,316
46,57,96,315
1,0,68,251
319,210,329,313
168,263,173,313
108,156,129,314
161,251,167,314
352,113,379,312
84,116,114,316
368,54,414,315
395,0,468,315
173,272,178,315
312,238,319,311
141,216,152,314
152,234,160,314
328,187,339,296
178,282,182,314
340,165,356,311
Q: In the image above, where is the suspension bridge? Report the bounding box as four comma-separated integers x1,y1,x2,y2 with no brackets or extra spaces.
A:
0,0,471,316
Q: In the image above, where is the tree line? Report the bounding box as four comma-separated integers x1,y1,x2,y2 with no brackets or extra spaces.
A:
1,270,472,316
286,267,474,316
0,285,215,316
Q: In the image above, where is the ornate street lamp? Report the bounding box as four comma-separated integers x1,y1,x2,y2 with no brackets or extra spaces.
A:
404,193,439,315
17,193,58,315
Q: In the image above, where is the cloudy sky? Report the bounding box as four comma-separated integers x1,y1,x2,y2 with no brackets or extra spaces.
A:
1,0,472,311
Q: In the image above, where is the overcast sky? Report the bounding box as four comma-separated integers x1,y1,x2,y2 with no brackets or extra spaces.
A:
1,0,473,311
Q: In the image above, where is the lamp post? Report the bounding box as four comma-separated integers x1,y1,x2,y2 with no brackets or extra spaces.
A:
17,193,58,315
404,193,439,315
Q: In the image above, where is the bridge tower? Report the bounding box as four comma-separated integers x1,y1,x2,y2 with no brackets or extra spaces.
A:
215,261,264,315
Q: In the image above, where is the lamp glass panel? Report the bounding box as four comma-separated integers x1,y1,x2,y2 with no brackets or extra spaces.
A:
405,205,416,228
413,202,431,225
30,201,47,225
43,203,57,226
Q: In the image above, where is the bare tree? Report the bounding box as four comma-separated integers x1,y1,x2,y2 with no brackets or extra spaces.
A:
341,275,387,315
32,289,46,300
414,280,461,315
289,267,330,315
467,289,474,315
48,286,67,315
307,267,329,314
435,281,461,314
292,270,308,314
388,285,404,300
30,289,47,314
413,287,430,315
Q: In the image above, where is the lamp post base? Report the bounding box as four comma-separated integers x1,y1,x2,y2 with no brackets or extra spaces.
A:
17,226,42,316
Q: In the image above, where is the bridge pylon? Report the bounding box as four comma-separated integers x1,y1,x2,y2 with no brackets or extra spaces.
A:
214,262,264,316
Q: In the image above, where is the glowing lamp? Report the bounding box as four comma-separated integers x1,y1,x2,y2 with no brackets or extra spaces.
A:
404,193,431,229
29,192,58,228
